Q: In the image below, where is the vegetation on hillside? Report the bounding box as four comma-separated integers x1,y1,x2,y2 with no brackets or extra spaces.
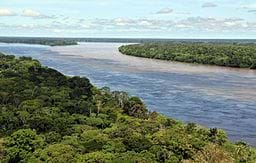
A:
0,52,255,162
0,38,78,46
119,43,256,69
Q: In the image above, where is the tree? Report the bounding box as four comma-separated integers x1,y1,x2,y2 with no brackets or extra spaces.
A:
75,152,114,163
119,43,256,69
1,53,256,163
124,96,148,119
4,129,43,162
0,138,4,160
80,130,109,153
193,143,234,163
29,144,75,163
114,151,157,163
68,76,92,99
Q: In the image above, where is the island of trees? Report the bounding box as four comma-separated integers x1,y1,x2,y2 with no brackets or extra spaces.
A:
119,43,256,69
0,52,255,162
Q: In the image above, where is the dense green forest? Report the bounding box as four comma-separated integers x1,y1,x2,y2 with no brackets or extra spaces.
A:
119,43,256,69
1,37,256,46
0,52,255,162
0,38,77,46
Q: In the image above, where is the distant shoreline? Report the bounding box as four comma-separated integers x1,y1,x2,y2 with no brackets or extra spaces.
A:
0,36,256,44
119,43,256,69
0,38,78,46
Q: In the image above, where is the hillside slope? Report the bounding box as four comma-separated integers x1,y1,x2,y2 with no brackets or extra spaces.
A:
0,53,255,162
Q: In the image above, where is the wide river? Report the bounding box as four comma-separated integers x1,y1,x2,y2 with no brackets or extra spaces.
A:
1,42,256,145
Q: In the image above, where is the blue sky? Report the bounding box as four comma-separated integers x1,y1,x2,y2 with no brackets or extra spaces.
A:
0,0,256,38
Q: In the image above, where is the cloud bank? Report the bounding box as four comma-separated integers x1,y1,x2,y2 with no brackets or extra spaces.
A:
0,9,16,16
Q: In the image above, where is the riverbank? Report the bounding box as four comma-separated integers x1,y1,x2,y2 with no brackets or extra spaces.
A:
0,37,78,46
119,43,256,69
1,43,256,146
1,53,256,162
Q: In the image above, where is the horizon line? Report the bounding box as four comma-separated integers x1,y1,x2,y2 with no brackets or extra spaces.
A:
0,36,256,40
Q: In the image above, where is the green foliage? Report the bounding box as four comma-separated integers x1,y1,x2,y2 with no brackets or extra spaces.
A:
4,129,43,162
114,151,157,163
0,37,77,46
119,43,256,69
0,54,255,162
0,138,4,160
28,144,75,163
80,130,109,152
75,151,115,163
123,96,148,119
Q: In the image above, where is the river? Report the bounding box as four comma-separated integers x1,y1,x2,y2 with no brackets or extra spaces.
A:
0,42,256,145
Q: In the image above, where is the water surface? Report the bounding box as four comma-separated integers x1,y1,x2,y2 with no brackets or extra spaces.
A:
0,42,256,145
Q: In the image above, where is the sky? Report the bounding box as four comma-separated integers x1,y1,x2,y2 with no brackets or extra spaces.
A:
0,0,256,38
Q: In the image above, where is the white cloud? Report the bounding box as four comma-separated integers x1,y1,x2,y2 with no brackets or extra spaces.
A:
0,9,16,16
1,16,255,36
175,24,192,28
22,9,41,17
156,8,173,14
83,16,255,33
113,18,135,26
138,20,151,26
53,29,62,33
202,2,218,8
179,16,250,32
241,3,256,9
21,9,54,19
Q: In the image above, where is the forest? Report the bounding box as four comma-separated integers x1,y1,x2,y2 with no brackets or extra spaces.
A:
0,37,78,46
2,37,256,46
0,52,255,162
119,43,256,69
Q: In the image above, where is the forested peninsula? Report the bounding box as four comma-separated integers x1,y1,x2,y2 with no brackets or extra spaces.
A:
0,53,255,162
0,38,78,46
119,43,256,69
